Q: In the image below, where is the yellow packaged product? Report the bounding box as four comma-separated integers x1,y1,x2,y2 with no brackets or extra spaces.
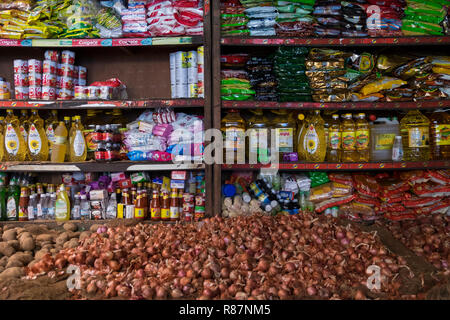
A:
0,29,22,39
3,23,23,33
376,55,412,73
23,24,47,35
432,66,450,75
309,182,333,203
8,17,27,27
360,77,407,96
430,56,450,68
332,182,352,197
350,92,384,102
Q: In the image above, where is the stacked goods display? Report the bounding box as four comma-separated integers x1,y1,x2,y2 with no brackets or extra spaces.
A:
222,48,450,103
0,0,204,39
220,0,450,37
0,108,204,163
0,171,206,221
25,214,417,299
221,169,450,220
0,77,12,99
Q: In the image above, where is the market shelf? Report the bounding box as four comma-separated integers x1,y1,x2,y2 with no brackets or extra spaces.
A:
0,36,203,48
0,161,205,172
222,99,450,110
222,160,450,171
0,99,204,109
221,36,450,46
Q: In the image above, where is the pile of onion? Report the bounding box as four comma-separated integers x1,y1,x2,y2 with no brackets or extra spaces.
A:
381,214,449,272
27,213,410,300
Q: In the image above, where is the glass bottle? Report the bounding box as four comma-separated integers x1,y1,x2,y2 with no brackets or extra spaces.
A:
6,178,19,221
0,180,7,221
150,190,160,221
400,110,430,161
18,186,29,221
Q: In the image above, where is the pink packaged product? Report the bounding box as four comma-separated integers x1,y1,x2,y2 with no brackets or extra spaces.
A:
152,123,174,138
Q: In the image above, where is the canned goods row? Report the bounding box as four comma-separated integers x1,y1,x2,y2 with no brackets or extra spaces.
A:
74,86,113,100
44,50,75,65
169,46,204,99
14,86,75,100
14,60,87,79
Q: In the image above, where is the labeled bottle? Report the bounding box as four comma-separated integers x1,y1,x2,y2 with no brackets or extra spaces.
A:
106,192,117,219
247,109,270,164
27,110,49,161
150,190,161,221
69,116,87,162
161,190,170,221
0,116,5,161
71,194,81,220
392,136,403,161
55,184,70,221
221,109,246,164
272,109,296,161
63,116,71,161
6,179,19,221
0,181,6,220
45,110,59,157
19,110,30,161
18,186,29,221
51,121,68,162
297,112,309,161
27,193,36,221
400,110,430,161
355,113,370,162
299,110,326,162
134,190,146,219
341,113,357,162
327,114,341,162
169,188,180,221
80,194,90,220
36,192,46,219
429,109,450,160
4,109,27,161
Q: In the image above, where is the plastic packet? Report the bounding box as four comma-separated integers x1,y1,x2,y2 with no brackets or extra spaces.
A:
315,194,356,213
332,182,352,197
360,76,407,95
308,171,330,187
309,182,333,203
249,28,276,36
353,174,380,198
0,0,34,11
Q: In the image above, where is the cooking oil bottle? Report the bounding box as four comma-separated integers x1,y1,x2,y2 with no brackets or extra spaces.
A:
355,113,370,162
4,110,26,161
18,110,30,160
51,121,68,163
63,116,71,161
84,109,99,160
221,109,246,164
341,113,357,162
327,114,341,162
429,109,450,160
55,184,70,221
247,109,270,164
271,109,296,161
0,116,5,161
45,110,59,157
400,110,430,161
297,112,309,161
27,110,49,161
298,110,326,162
69,115,87,162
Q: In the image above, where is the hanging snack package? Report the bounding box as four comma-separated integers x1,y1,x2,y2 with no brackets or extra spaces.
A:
63,0,101,38
95,5,123,38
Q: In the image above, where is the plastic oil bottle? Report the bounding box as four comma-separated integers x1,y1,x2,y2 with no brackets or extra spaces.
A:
400,110,430,161
63,117,71,161
69,115,87,162
370,116,400,161
340,113,357,162
45,110,59,157
51,121,68,163
221,109,246,164
327,114,341,162
4,109,27,161
247,109,270,164
298,110,326,162
0,116,5,161
27,110,49,161
429,109,450,160
355,113,370,162
297,112,309,161
271,109,296,161
55,184,70,221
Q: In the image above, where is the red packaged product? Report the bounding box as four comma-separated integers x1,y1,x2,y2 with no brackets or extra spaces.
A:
399,170,429,185
430,199,450,214
328,173,353,187
353,174,380,198
380,191,408,204
385,213,416,221
413,206,433,216
403,196,442,208
412,183,450,198
315,194,356,213
426,170,450,185
220,54,250,68
355,194,381,207
379,178,410,196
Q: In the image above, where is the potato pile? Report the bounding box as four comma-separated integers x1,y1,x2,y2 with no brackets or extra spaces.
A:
0,223,95,282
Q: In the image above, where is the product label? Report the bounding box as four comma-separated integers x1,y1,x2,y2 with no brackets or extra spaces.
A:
224,129,245,151
375,133,396,150
55,199,68,220
36,203,43,218
134,207,145,218
28,124,42,155
46,125,55,144
47,206,55,219
356,129,369,150
71,205,81,219
304,125,319,155
18,206,27,219
80,208,90,219
150,207,161,219
170,206,179,219
435,124,450,146
249,128,269,162
73,130,85,157
6,197,16,218
275,128,294,152
408,127,429,148
27,205,34,220
5,124,20,155
328,130,341,150
84,130,97,152
161,208,170,220
54,136,66,145
342,131,356,151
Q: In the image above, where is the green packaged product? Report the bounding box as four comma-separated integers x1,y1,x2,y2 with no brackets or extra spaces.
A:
221,88,256,95
278,94,313,102
276,46,309,57
308,172,330,188
221,94,253,101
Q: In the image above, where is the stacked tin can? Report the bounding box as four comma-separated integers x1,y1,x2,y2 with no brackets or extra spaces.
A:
42,51,58,100
197,46,204,98
57,50,76,100
13,59,29,100
169,46,204,99
0,77,11,100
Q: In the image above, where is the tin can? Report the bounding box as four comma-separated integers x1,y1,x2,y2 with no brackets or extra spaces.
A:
28,73,42,86
197,46,204,98
197,79,204,98
194,205,205,221
57,88,73,100
43,73,56,87
98,86,112,100
73,66,79,79
61,64,74,78
29,85,42,100
43,60,57,74
61,76,74,90
0,81,11,99
42,86,56,100
28,59,42,74
195,194,206,207
74,86,89,99
188,83,198,98
14,73,28,87
78,66,87,80
88,86,100,99
174,51,188,86
73,77,79,86
78,78,87,86
61,50,75,65
15,86,29,100
176,83,188,99
187,50,198,84
13,59,28,74
44,50,59,62
57,64,63,77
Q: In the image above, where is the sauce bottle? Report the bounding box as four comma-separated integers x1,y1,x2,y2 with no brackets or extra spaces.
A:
27,110,49,161
0,180,6,221
134,190,146,219
55,184,70,221
51,122,68,163
150,190,161,221
355,113,370,162
18,186,29,221
160,190,170,221
69,115,87,162
429,109,450,160
221,109,246,164
341,113,357,162
4,109,27,161
327,114,341,162
6,178,20,221
169,188,180,221
83,110,97,160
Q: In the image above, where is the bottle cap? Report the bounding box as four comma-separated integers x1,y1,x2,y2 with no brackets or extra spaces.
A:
222,184,236,198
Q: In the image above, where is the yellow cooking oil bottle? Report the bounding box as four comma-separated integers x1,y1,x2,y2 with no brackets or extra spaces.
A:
271,109,296,161
45,110,59,157
327,114,341,162
221,109,246,164
297,112,309,161
69,115,87,162
247,109,270,163
341,113,358,162
63,116,71,161
400,110,430,161
55,184,70,221
18,110,30,160
355,113,370,162
0,116,5,161
4,109,27,161
429,109,450,160
51,121,68,163
298,110,326,162
27,110,49,161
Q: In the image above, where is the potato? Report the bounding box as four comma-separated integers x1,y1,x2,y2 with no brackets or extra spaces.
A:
0,243,16,257
6,259,23,269
63,238,79,249
34,249,49,261
15,227,25,235
2,229,17,241
7,240,20,250
55,233,69,246
90,224,103,233
19,236,35,251
18,231,31,240
0,256,8,267
0,266,24,280
63,222,78,232
36,234,53,242
79,231,91,241
9,252,33,265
